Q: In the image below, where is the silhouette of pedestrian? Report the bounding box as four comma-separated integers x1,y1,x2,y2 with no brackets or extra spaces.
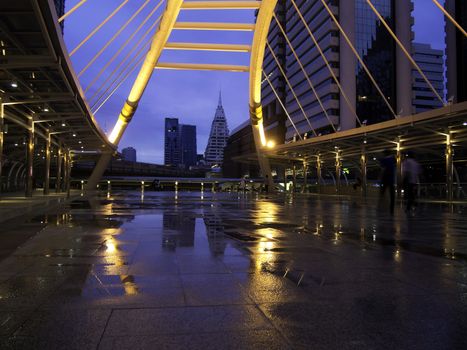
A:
403,151,422,213
264,175,269,193
379,150,396,214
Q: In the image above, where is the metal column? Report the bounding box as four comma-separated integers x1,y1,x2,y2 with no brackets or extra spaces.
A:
56,144,63,193
396,141,402,198
302,161,308,193
43,133,51,195
360,148,367,197
66,151,71,198
335,151,341,194
25,119,34,197
316,155,322,194
292,164,297,193
446,134,454,202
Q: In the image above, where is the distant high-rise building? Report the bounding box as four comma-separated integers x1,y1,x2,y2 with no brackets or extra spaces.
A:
181,124,197,168
164,118,197,168
164,118,181,166
412,43,444,113
204,92,229,166
446,0,467,103
122,147,137,162
262,0,414,141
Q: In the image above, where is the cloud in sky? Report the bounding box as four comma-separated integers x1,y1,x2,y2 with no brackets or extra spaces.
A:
64,0,447,164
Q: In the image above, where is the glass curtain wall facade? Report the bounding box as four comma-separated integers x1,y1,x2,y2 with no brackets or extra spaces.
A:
283,0,340,140
262,0,412,140
446,0,467,103
355,0,396,124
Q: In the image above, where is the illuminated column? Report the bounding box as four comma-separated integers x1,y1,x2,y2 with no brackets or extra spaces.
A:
395,0,413,116
302,161,308,193
446,133,453,202
360,148,367,197
292,163,297,193
316,155,322,194
56,144,63,193
335,150,341,193
43,133,51,195
25,119,34,197
339,0,357,130
396,140,402,197
0,102,4,195
65,151,72,198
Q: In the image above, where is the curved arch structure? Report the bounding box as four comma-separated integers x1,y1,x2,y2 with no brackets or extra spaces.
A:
87,0,277,190
249,0,277,190
86,0,184,189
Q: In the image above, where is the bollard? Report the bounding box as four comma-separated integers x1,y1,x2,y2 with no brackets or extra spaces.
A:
107,180,111,192
80,180,84,191
141,181,145,193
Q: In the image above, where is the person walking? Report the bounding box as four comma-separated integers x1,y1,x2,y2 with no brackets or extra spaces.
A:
379,150,396,214
402,152,422,213
264,175,269,193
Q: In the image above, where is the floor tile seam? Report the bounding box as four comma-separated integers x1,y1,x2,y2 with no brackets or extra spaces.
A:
103,325,276,338
178,261,189,307
100,327,287,339
106,303,274,312
96,308,114,350
8,296,51,338
250,301,295,348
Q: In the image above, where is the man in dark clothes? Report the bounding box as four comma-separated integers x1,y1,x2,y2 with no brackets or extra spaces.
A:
379,150,396,214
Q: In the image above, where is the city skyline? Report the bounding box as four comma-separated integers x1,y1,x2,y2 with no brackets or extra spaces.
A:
63,0,447,164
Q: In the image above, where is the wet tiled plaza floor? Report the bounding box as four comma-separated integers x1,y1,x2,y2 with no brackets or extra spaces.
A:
0,191,467,349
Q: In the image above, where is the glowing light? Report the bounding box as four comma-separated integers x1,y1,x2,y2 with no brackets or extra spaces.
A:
11,81,18,88
105,240,117,253
266,140,275,148
108,118,126,144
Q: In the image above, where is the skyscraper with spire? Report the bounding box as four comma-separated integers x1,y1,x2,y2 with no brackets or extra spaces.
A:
204,92,229,167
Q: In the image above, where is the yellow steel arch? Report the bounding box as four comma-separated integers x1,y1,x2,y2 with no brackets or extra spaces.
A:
249,0,277,189
87,0,277,190
86,0,184,189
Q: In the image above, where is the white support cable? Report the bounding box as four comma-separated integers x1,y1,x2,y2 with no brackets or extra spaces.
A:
272,14,337,133
290,0,362,127
366,0,445,105
262,70,303,140
266,41,317,137
84,4,164,92
78,0,157,77
58,0,88,22
92,52,147,114
70,0,129,57
88,17,161,104
432,0,467,38
90,39,152,110
320,0,397,119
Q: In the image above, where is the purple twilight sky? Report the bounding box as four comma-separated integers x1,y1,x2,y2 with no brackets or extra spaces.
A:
63,0,446,164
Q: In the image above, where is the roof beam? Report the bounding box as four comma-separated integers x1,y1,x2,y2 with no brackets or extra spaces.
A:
164,42,251,52
155,62,249,72
0,56,57,69
180,1,261,10
173,22,255,31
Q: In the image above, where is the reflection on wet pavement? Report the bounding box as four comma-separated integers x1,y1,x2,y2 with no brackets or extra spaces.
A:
0,191,466,349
